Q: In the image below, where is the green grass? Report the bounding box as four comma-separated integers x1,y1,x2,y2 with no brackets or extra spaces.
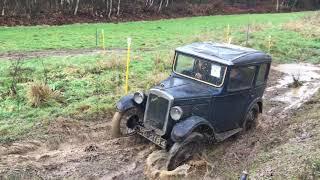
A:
0,11,320,142
0,12,306,53
0,51,171,142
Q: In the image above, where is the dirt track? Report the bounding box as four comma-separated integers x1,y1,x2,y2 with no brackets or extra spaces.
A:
0,63,319,179
0,48,156,61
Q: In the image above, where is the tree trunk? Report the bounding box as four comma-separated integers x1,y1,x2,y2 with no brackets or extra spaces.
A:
108,0,112,18
74,0,79,15
116,0,120,16
276,0,279,11
158,0,163,12
1,0,6,16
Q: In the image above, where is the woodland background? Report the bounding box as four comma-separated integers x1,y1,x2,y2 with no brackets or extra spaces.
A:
1,0,320,25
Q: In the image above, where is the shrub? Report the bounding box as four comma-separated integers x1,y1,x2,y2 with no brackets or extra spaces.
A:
27,83,62,107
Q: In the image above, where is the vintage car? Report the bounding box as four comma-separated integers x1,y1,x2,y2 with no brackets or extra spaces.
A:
112,42,271,170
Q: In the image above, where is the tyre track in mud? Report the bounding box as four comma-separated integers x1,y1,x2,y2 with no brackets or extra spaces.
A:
0,63,320,179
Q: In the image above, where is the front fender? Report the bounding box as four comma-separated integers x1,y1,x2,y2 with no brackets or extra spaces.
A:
171,116,214,142
116,94,135,113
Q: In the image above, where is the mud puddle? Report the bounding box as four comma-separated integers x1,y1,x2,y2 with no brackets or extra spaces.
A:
267,63,320,112
0,63,320,180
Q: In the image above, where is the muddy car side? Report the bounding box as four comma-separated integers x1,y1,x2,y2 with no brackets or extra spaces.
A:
112,42,271,170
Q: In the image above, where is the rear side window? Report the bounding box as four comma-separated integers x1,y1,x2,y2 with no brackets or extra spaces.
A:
228,66,255,91
256,64,268,86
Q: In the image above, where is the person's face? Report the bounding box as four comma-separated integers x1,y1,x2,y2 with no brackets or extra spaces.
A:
230,69,239,78
197,60,204,69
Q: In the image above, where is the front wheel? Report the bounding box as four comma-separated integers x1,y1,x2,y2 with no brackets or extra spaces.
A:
111,108,143,138
166,132,205,171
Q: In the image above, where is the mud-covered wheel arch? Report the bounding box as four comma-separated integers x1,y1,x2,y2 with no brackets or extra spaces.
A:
243,103,259,131
166,132,205,171
111,108,144,138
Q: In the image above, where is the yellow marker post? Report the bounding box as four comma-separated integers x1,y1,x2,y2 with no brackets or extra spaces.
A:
125,37,132,94
268,35,272,53
224,24,231,43
101,29,106,53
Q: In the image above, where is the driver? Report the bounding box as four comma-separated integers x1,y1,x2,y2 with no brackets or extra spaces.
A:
195,59,210,81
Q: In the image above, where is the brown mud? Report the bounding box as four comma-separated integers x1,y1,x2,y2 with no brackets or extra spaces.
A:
0,63,320,179
0,48,158,61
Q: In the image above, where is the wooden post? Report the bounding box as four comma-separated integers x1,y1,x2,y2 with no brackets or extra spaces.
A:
246,24,250,46
96,28,98,47
101,29,105,52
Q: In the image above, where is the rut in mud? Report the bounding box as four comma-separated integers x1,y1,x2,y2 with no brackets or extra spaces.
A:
0,63,320,179
0,48,155,61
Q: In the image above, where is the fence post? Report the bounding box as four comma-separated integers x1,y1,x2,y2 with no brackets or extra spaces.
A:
96,28,99,47
268,35,272,53
246,24,250,46
101,29,105,52
125,37,132,94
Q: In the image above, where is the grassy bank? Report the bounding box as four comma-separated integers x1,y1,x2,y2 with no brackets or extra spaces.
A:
0,12,320,142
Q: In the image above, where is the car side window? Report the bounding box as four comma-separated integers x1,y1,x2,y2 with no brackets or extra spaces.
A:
228,66,255,91
256,64,268,86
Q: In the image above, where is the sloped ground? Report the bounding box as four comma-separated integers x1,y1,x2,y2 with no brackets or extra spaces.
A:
0,63,320,179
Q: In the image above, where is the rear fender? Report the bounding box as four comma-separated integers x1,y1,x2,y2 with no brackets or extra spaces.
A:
171,116,214,142
240,98,262,125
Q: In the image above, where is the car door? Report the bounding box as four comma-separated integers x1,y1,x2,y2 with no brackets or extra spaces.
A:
212,65,256,133
252,63,270,99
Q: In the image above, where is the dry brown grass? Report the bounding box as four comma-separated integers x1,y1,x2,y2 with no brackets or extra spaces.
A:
98,54,126,70
283,12,320,38
27,83,62,107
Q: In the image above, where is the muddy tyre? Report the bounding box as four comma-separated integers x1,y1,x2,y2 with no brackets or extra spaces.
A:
243,104,259,131
167,132,205,171
111,108,143,138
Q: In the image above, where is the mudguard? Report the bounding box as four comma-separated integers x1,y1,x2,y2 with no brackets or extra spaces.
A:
116,94,135,113
247,97,262,114
171,116,214,142
240,97,262,126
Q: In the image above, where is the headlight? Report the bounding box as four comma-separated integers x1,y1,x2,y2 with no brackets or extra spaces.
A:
133,91,144,104
170,106,183,121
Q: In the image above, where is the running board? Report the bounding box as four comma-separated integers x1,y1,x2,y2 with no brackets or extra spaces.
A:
214,128,242,142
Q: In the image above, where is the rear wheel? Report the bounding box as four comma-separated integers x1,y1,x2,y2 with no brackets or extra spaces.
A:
111,108,143,138
243,104,259,131
166,132,205,171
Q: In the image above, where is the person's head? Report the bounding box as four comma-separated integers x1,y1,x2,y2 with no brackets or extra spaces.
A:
230,68,240,78
196,59,208,71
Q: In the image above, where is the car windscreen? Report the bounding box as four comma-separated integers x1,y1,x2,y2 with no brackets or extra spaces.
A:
174,53,227,87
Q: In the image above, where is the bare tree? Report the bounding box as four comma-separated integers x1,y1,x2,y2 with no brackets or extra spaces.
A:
1,0,6,16
108,0,112,19
158,0,163,12
116,0,120,16
74,0,80,15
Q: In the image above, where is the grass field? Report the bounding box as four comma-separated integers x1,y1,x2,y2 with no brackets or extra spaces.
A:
0,11,320,142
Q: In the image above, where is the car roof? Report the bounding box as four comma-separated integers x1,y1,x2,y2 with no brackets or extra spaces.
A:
175,42,272,66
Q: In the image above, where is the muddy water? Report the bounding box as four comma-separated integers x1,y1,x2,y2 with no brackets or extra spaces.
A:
268,63,320,111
